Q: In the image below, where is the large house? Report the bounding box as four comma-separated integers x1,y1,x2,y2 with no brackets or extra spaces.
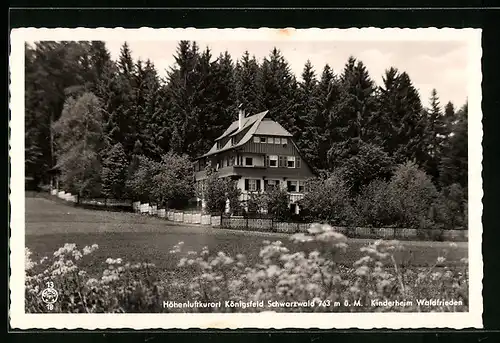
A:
194,107,315,214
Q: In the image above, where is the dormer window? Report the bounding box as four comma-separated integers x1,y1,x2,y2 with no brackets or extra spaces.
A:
253,136,260,143
260,137,267,143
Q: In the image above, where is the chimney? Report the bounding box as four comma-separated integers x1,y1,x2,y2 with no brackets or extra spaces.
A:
238,104,245,130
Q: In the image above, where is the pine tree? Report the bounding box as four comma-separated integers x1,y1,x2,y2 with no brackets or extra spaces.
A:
107,42,139,156
424,89,448,180
443,101,456,132
295,60,320,170
235,51,262,115
213,51,237,123
377,68,426,165
101,143,128,199
315,64,339,172
165,41,200,156
259,48,299,137
439,102,468,188
133,59,166,159
327,57,377,169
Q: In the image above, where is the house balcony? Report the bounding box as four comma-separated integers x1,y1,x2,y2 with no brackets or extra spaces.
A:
194,164,308,181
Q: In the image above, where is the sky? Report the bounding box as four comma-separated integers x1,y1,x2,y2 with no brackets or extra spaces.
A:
105,39,469,109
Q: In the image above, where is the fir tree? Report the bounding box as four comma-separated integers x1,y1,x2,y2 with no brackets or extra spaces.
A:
295,60,320,170
101,143,128,199
424,89,448,180
377,68,426,165
235,51,262,115
259,48,299,137
439,103,468,189
327,57,377,169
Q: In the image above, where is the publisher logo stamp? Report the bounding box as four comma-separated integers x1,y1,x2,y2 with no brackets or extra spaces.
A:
41,281,58,311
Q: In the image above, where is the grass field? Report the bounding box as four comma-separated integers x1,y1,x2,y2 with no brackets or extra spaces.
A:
25,196,468,275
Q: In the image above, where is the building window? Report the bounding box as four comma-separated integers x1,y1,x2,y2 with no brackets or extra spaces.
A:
268,137,274,144
249,179,257,191
245,179,261,192
287,180,297,192
245,157,253,166
260,137,267,143
299,181,305,193
274,138,281,144
268,155,278,167
253,136,260,143
230,156,235,166
287,156,295,168
282,138,288,145
231,137,236,146
265,179,279,191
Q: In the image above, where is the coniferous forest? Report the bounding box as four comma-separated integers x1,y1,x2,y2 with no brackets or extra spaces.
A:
25,41,469,231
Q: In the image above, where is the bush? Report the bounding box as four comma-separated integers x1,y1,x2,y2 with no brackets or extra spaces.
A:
431,183,467,230
389,162,439,229
355,179,398,227
151,152,195,209
25,225,469,313
246,191,266,215
204,168,241,215
125,152,195,208
355,162,439,230
299,171,355,225
262,186,291,220
125,155,162,203
339,142,395,194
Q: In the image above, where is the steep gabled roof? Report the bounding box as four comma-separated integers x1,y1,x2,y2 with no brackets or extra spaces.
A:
254,120,293,137
215,111,267,141
198,110,269,159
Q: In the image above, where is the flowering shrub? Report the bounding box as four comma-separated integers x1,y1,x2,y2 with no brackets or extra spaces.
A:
25,224,468,313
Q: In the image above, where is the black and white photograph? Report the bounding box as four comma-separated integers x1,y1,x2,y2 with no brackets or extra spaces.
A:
9,28,483,329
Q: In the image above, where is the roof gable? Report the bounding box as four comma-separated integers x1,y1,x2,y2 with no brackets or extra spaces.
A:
215,111,267,141
199,110,268,158
254,120,293,137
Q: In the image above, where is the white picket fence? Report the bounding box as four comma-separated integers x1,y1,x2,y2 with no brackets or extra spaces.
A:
131,200,219,227
55,190,77,203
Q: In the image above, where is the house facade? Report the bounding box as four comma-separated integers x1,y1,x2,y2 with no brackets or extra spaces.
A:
194,108,315,214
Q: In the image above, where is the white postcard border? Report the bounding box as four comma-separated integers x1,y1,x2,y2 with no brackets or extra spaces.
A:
9,27,483,329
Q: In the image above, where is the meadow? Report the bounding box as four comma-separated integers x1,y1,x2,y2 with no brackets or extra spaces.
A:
24,196,469,313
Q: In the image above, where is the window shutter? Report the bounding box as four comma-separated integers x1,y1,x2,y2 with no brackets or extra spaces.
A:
266,155,270,167
296,156,301,168
245,179,249,191
256,180,261,191
279,156,284,167
287,181,291,191
264,180,268,191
